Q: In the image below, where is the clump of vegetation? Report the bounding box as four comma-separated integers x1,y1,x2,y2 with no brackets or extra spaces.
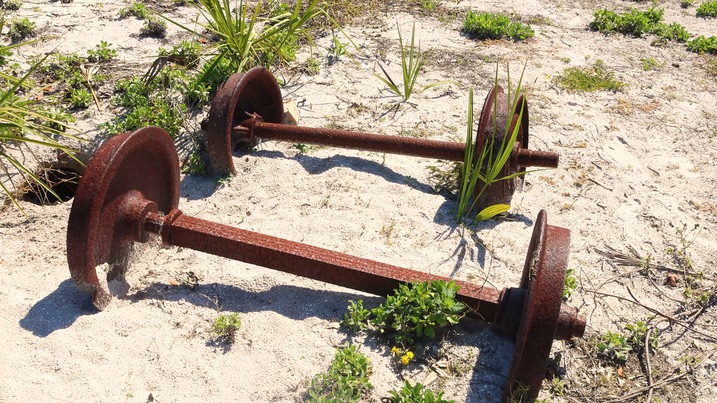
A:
590,7,689,43
697,0,717,17
385,381,454,403
158,40,202,68
8,17,37,42
463,11,534,41
307,344,372,402
87,41,117,63
104,69,189,137
563,268,577,300
29,51,107,110
141,17,168,38
596,330,632,363
342,280,465,347
554,60,626,92
687,35,717,54
119,2,151,19
212,313,241,343
1,0,22,11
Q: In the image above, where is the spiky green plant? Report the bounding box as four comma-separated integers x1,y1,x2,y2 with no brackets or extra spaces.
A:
0,39,81,215
456,63,529,222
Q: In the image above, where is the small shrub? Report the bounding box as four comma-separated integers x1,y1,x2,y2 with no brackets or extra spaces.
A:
8,17,37,42
369,281,465,347
385,381,453,403
697,1,717,17
554,60,626,92
590,7,689,43
463,11,534,41
119,2,151,19
141,17,167,38
687,35,717,54
625,320,659,351
1,0,22,10
69,88,92,109
681,0,694,7
87,41,117,63
212,313,241,343
307,345,372,402
596,331,632,363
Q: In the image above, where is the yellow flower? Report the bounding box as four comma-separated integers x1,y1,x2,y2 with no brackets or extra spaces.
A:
391,346,402,357
400,351,414,365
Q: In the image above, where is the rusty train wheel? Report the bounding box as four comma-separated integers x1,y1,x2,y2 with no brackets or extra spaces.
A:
206,67,284,176
66,127,180,310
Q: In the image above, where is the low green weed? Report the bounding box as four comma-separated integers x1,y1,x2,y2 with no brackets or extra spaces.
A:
307,344,372,402
640,57,664,71
596,331,632,363
212,312,241,343
8,17,36,42
119,2,151,19
69,88,92,109
563,268,577,301
104,70,189,137
625,320,659,351
697,0,717,17
342,280,465,347
385,381,453,403
181,150,208,175
87,41,117,63
554,60,626,92
463,11,534,41
681,0,694,8
375,22,450,101
590,7,689,43
687,35,717,54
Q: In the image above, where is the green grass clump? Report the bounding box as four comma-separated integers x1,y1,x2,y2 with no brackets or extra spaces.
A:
212,313,241,343
697,1,717,17
590,7,689,42
687,35,717,54
385,381,454,403
342,280,465,347
554,60,626,92
463,11,534,41
307,345,372,402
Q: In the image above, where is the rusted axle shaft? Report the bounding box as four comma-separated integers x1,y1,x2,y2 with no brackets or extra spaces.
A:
236,116,559,168
132,198,583,341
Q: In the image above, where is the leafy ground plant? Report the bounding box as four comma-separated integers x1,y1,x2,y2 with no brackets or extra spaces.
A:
385,381,454,403
687,35,717,54
696,0,717,17
590,7,689,43
307,344,372,402
212,312,241,343
342,280,465,347
463,11,534,41
375,22,450,101
554,60,626,92
596,330,632,363
455,63,529,222
8,17,37,42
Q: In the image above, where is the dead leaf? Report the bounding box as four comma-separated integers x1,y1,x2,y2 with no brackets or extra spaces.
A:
664,273,679,287
422,371,438,386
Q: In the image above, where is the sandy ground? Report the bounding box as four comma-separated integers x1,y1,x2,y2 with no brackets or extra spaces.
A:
1,0,716,402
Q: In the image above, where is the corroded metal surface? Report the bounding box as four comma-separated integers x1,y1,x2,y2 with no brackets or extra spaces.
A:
206,67,283,176
66,127,180,310
502,210,584,401
206,67,559,212
67,127,585,400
